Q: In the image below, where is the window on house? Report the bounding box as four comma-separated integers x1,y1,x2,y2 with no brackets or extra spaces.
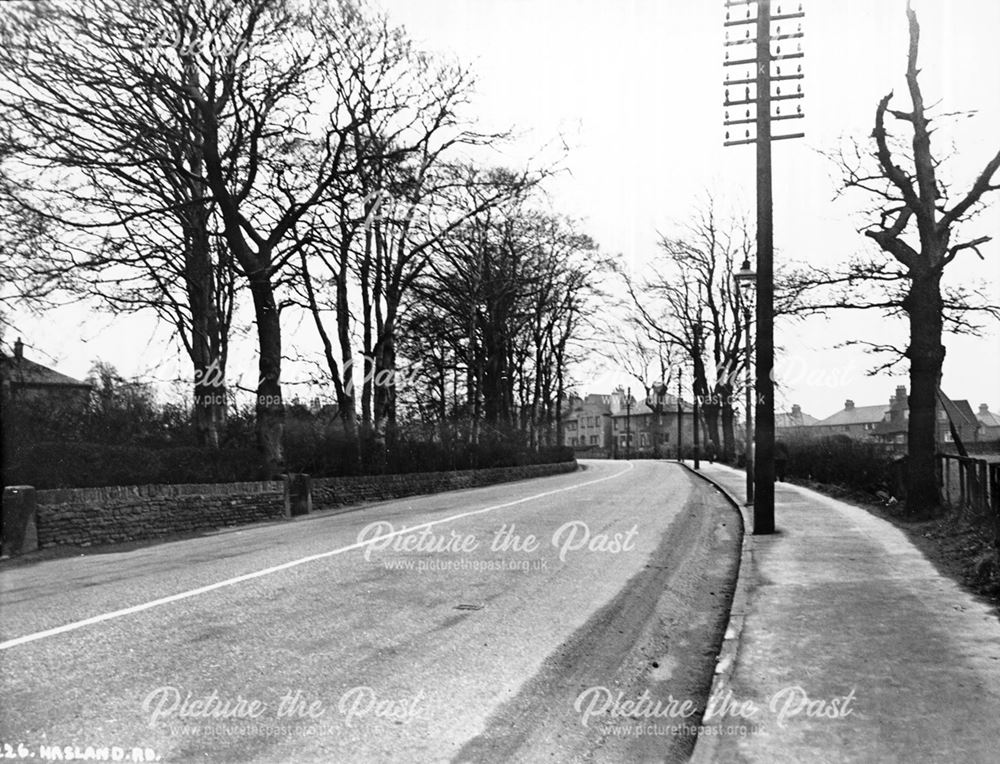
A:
590,435,598,445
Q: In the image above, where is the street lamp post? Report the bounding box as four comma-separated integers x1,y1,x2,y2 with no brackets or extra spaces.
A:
676,376,683,462
735,258,757,506
625,386,632,460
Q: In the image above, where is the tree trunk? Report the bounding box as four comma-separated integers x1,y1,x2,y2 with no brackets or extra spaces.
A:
904,269,945,515
719,383,736,462
249,272,285,477
187,218,226,449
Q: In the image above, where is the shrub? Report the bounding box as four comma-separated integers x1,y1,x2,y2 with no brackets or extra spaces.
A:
783,436,894,494
2,442,262,489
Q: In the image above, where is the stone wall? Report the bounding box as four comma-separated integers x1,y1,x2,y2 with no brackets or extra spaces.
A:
34,480,286,548
310,461,579,508
29,461,577,549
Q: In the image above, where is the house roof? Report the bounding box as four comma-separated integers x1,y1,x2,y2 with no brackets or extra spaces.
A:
978,409,1000,428
0,354,91,389
776,410,819,428
938,395,977,428
815,404,888,427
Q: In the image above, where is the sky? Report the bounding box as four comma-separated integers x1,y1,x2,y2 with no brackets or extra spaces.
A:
375,0,1000,418
6,0,1000,422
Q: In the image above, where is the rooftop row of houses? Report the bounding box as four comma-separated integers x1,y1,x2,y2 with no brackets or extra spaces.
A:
563,383,1000,456
778,385,1000,448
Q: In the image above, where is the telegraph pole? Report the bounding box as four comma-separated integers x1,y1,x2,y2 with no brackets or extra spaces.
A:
723,0,804,534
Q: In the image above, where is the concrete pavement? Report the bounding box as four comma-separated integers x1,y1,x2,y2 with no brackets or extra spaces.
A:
688,462,1000,764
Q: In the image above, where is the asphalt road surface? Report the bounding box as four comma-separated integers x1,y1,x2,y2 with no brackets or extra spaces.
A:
0,460,739,763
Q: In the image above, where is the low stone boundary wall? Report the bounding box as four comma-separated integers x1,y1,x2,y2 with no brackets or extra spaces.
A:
14,461,577,550
310,461,578,508
32,480,287,548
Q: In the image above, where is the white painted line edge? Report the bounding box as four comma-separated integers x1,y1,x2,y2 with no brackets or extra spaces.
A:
1,462,635,651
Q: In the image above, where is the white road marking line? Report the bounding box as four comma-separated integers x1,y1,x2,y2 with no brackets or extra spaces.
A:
1,462,635,650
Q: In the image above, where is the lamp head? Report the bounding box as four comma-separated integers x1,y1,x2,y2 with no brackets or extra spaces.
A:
734,258,757,296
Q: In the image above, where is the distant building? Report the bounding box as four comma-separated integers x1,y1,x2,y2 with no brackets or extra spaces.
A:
811,398,888,440
563,392,619,452
608,387,698,458
976,404,1000,441
871,385,980,449
775,404,819,438
0,339,91,410
563,387,699,457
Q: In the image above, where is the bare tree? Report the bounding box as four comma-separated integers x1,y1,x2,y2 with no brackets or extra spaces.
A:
0,0,235,446
783,2,1000,514
622,200,752,461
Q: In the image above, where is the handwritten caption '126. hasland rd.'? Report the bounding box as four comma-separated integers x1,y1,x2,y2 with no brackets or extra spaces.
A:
355,521,640,563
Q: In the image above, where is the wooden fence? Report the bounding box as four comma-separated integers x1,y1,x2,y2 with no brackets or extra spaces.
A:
937,453,1000,552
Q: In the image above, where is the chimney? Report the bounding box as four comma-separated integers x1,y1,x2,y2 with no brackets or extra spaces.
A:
844,400,854,410
13,337,23,360
791,404,801,417
895,385,907,403
981,404,990,415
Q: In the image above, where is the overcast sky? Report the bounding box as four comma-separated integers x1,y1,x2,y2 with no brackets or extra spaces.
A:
9,0,1000,421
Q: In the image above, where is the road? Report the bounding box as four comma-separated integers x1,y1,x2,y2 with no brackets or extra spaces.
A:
0,460,739,763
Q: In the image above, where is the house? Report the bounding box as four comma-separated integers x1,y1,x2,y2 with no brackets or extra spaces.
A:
775,404,819,438
608,388,698,458
975,404,1000,442
810,399,888,440
563,392,619,453
871,385,981,449
0,339,91,410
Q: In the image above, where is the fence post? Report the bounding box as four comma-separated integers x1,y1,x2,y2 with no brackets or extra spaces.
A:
283,473,312,518
960,460,966,509
990,464,1000,554
944,457,951,506
2,486,38,557
978,460,988,515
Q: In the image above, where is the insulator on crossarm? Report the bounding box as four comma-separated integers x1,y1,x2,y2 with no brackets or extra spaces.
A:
777,86,781,95
726,131,731,140
797,83,802,92
776,106,781,115
745,86,750,99
726,88,730,102
797,103,802,114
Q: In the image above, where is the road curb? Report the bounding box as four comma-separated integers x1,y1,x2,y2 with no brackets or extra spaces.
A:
679,463,755,764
